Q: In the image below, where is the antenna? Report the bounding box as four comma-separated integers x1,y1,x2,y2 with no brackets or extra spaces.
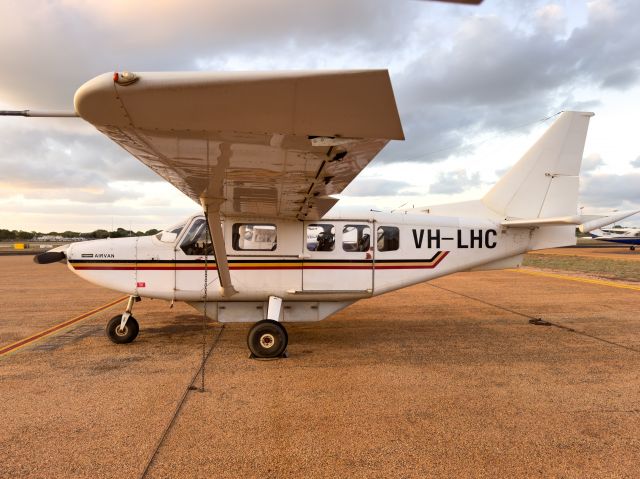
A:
390,202,408,214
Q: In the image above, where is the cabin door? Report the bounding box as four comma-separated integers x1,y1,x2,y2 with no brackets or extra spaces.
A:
302,221,374,292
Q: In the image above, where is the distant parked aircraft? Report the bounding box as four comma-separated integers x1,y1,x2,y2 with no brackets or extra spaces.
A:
590,227,640,250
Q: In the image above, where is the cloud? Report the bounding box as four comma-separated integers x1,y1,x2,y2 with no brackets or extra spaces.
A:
0,122,162,204
535,4,567,36
1,0,640,228
380,0,640,163
429,170,482,195
0,191,200,231
494,166,510,178
631,156,640,168
581,153,605,174
567,0,640,90
580,172,640,208
343,178,418,197
0,0,424,108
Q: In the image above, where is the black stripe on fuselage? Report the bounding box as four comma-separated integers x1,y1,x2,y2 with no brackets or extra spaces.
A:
68,251,443,265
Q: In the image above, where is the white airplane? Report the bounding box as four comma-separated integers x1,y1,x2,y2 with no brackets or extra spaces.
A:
4,70,637,358
590,227,640,250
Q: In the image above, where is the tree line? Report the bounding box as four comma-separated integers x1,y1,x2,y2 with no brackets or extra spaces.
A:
0,227,160,241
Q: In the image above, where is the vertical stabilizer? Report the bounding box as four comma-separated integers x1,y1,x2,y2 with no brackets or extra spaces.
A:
483,111,593,219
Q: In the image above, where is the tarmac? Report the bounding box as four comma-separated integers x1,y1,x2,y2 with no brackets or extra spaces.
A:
1,252,640,478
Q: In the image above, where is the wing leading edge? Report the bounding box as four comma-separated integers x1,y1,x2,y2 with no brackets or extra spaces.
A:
74,70,404,220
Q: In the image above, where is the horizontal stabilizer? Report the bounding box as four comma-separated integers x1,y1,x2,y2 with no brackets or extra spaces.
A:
501,210,640,232
502,215,587,227
578,210,640,233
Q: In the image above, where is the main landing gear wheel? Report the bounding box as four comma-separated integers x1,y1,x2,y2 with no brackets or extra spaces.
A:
106,314,139,344
631,246,636,251
247,320,288,359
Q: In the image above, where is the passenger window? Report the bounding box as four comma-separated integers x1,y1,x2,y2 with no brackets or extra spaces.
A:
342,225,371,252
180,219,213,255
377,226,400,252
307,224,335,251
233,224,277,251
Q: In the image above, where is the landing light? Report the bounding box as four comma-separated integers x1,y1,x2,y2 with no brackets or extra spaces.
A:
113,71,139,86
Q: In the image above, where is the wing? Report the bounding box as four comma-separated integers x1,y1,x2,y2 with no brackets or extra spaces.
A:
74,70,404,220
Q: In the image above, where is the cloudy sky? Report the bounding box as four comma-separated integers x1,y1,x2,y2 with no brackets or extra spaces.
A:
1,0,639,232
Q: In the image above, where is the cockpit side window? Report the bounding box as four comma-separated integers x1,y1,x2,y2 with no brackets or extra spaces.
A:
179,219,213,256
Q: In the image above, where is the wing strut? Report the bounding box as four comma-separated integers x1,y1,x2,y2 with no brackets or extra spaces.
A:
202,201,238,298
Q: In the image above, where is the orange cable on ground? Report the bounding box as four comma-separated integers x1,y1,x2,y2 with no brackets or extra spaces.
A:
0,295,128,357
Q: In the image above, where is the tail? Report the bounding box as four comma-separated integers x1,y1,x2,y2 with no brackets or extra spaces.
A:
483,111,640,248
418,111,639,249
483,111,593,219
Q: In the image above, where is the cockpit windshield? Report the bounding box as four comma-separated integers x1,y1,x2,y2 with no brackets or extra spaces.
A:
155,221,186,242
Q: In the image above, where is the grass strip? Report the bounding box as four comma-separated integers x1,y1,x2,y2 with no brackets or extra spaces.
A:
523,253,640,282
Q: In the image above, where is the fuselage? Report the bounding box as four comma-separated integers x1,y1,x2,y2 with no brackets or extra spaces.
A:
65,212,534,306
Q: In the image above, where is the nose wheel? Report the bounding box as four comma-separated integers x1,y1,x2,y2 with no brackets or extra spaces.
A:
106,314,139,343
106,295,140,344
247,320,288,359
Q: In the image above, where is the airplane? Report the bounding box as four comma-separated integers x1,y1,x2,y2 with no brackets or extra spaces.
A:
589,227,640,250
3,70,638,359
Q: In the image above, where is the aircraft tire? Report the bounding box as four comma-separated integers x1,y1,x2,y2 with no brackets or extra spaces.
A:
106,314,139,344
631,246,636,251
247,319,288,358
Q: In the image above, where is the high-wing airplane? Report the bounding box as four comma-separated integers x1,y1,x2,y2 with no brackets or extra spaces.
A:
3,70,638,358
590,227,640,250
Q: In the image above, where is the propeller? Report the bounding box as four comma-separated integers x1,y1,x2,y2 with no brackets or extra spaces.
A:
34,251,66,264
33,244,69,264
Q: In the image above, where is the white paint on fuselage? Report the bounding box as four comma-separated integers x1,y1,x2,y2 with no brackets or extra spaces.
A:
66,211,535,320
